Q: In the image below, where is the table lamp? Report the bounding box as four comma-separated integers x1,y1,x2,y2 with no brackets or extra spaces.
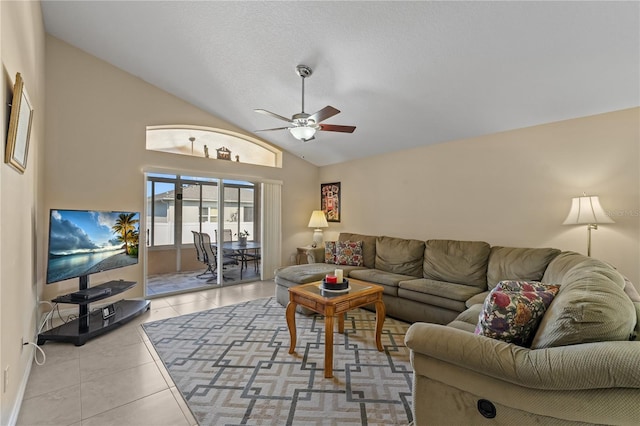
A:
562,194,614,256
308,210,329,247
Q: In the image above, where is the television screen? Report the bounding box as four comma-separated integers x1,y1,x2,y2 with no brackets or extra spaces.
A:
46,209,140,284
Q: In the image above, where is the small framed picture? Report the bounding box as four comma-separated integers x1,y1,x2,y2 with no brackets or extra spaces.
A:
321,182,341,222
5,72,34,174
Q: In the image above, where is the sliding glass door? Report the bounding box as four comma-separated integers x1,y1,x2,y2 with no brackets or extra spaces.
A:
145,173,259,296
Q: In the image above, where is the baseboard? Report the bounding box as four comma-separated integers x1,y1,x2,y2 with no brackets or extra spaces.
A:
6,346,34,426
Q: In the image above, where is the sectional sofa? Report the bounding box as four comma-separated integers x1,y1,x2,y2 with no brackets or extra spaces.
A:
274,232,640,424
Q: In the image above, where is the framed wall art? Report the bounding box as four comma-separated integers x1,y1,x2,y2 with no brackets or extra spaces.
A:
321,182,341,222
5,72,34,174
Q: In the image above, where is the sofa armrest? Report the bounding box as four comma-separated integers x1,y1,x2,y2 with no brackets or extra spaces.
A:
307,247,325,263
405,322,640,391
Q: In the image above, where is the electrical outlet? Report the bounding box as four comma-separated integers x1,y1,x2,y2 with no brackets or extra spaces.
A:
3,366,8,393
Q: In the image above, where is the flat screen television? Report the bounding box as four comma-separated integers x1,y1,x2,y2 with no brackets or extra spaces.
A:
46,209,140,284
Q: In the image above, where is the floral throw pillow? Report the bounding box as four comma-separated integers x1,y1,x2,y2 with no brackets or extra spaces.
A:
324,241,337,264
496,280,556,293
334,240,364,266
475,281,560,347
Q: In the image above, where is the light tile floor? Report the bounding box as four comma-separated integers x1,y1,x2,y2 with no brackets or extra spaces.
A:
18,280,276,426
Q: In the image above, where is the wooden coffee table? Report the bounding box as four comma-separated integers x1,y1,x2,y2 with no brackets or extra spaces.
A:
286,278,386,378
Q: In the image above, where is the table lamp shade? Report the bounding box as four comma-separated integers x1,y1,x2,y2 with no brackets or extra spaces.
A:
308,210,329,228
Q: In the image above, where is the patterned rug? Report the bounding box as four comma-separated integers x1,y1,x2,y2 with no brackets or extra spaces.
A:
142,297,413,425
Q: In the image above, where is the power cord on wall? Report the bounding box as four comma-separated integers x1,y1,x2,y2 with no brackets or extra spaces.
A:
23,342,46,366
25,301,59,367
38,301,57,334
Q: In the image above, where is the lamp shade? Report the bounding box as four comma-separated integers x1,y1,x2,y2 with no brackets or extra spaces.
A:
290,126,317,141
563,195,614,225
308,210,329,228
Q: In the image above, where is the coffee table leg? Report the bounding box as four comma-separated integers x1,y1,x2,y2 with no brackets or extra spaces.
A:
374,299,386,351
338,313,345,334
286,301,297,354
324,311,334,378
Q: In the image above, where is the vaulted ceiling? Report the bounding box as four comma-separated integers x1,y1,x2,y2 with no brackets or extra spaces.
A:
41,1,639,166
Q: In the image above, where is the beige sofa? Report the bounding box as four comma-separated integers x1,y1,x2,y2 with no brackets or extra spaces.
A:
275,233,561,324
275,232,640,424
406,252,640,425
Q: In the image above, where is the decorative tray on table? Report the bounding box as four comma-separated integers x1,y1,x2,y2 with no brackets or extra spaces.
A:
320,278,350,293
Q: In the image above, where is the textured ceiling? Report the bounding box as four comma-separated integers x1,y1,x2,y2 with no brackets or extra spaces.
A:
41,1,639,166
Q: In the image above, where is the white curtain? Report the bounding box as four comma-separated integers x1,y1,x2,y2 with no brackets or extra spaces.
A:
260,182,282,280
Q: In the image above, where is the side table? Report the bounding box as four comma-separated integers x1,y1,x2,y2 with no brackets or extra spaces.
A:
296,245,318,264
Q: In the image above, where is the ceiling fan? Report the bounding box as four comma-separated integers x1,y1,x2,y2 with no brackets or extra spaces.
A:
255,65,356,142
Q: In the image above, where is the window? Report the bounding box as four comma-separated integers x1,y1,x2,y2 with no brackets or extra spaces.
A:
200,207,218,223
146,178,176,246
146,173,257,247
146,126,282,168
243,206,254,222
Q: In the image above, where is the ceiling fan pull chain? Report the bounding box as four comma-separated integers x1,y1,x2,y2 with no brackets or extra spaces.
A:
301,74,305,114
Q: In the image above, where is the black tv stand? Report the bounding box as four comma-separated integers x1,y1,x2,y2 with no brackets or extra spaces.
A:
37,278,150,346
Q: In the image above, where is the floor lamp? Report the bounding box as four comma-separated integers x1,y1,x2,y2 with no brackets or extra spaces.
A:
562,195,614,257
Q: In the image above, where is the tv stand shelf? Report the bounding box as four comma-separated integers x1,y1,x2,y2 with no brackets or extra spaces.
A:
38,280,150,346
52,280,136,305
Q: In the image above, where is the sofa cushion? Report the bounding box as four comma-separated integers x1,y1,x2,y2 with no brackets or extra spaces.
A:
531,259,636,349
398,288,467,312
423,240,490,289
623,275,640,302
399,278,485,303
465,291,489,308
475,282,559,347
375,236,425,277
448,303,483,332
540,251,588,284
487,246,561,290
339,233,377,268
334,240,364,266
275,263,340,284
349,269,418,297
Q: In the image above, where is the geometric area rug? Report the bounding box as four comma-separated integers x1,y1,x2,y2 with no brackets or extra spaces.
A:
142,297,413,425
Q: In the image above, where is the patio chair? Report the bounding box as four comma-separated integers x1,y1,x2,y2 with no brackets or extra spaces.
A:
192,231,214,279
201,232,238,282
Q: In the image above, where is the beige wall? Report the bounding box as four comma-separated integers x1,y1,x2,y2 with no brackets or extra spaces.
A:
319,108,640,288
44,36,319,301
2,13,637,423
0,1,45,424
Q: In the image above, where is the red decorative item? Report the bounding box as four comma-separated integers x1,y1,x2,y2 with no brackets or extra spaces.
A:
325,275,337,284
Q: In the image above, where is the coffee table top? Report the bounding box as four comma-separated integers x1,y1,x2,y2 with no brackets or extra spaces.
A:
289,278,383,304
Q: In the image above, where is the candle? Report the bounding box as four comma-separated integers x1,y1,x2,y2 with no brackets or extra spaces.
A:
335,269,344,283
325,274,337,284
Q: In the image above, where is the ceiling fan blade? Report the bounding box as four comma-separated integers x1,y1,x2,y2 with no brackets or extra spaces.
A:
255,127,290,132
254,109,293,123
309,106,340,124
319,124,356,133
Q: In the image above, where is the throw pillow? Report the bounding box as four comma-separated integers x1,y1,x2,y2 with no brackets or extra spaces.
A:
324,241,337,264
334,240,364,266
475,282,559,347
496,280,555,293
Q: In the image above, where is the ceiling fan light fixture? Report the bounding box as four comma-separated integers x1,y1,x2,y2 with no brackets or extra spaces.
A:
289,126,317,141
